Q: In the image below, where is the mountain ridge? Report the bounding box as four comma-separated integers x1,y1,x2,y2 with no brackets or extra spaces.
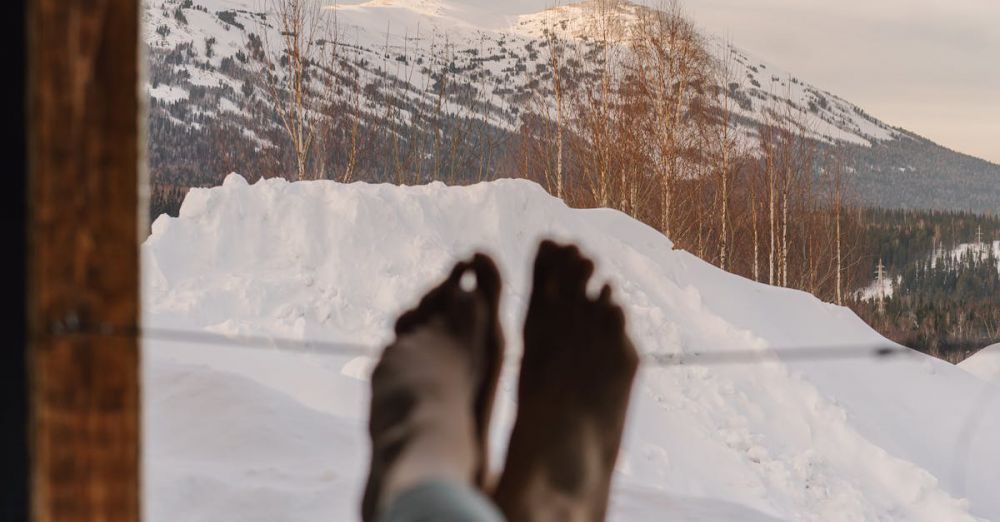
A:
144,0,1000,213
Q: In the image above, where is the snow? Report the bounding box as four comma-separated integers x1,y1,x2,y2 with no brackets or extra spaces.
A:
147,83,190,103
960,344,1000,383
335,0,556,31
932,240,1000,271
143,0,902,148
185,66,236,89
145,176,1000,521
218,96,241,114
855,274,895,301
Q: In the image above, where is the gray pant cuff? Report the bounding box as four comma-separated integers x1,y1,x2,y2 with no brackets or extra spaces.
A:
381,479,506,522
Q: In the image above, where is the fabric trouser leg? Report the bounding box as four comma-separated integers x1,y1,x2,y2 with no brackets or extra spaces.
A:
381,480,506,522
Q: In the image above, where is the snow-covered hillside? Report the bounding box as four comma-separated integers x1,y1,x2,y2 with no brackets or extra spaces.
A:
932,240,1000,271
144,175,1000,521
143,0,896,146
961,344,1000,383
143,0,1000,213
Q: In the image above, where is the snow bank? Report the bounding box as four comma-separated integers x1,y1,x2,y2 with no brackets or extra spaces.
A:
960,344,1000,383
144,175,1000,521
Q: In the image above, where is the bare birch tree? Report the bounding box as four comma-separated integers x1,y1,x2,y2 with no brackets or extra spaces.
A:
545,27,566,199
254,0,329,180
631,1,707,237
701,39,743,271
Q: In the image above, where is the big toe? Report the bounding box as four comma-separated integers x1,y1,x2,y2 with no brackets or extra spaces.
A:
532,240,595,301
531,240,562,296
559,245,595,299
394,260,473,336
470,253,502,309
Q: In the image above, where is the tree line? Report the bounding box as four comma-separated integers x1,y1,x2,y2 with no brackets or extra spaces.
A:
153,0,870,309
507,1,867,304
850,209,1000,361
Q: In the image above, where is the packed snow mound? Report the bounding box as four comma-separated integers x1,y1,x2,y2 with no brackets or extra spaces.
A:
144,175,1000,521
960,344,1000,382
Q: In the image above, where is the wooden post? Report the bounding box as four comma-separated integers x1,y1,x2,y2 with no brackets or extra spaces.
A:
27,0,142,521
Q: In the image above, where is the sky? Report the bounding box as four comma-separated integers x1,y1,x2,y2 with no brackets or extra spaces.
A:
679,0,1000,164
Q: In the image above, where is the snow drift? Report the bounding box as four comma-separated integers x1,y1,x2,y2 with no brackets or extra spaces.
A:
144,175,1000,521
961,344,1000,383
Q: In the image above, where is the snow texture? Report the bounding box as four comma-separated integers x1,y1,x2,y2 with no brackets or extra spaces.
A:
960,344,1000,383
855,274,895,302
931,240,1000,272
144,176,1000,521
148,83,190,103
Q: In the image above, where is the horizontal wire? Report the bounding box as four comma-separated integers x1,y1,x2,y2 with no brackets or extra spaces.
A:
41,324,373,358
39,324,916,367
647,344,914,366
37,324,997,496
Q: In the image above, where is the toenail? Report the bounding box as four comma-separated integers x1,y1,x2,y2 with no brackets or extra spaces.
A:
460,270,478,292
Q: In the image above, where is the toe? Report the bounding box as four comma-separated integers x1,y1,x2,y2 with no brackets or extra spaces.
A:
470,253,502,308
591,284,637,370
532,240,562,299
554,244,594,300
445,282,487,338
535,241,595,301
394,308,423,336
570,253,595,297
429,260,472,309
604,302,625,331
395,261,471,335
597,283,613,304
469,251,504,364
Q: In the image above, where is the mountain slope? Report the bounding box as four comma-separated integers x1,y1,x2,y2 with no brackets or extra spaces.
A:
143,0,1000,213
144,175,1000,520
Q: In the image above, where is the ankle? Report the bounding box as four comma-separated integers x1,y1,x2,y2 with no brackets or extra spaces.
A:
381,410,478,509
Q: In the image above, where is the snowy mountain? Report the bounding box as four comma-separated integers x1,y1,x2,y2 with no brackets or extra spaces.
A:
144,175,1000,520
144,0,1000,213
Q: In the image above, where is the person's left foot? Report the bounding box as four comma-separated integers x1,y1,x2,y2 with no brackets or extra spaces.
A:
493,241,639,522
361,254,505,522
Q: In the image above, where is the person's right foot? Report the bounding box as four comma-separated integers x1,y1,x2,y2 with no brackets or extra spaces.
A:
494,240,639,522
361,254,504,522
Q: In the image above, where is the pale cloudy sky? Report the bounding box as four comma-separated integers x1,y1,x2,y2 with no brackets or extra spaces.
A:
680,0,1000,163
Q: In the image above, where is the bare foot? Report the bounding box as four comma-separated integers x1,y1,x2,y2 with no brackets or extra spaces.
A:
361,254,504,522
493,240,639,522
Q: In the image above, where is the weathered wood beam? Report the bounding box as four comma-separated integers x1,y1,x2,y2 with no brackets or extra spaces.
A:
27,0,142,520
